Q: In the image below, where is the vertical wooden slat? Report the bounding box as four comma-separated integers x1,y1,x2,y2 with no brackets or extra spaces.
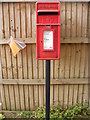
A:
84,44,88,78
43,61,46,105
14,3,20,38
14,3,23,79
65,44,71,107
14,84,20,110
19,84,25,110
4,4,12,80
31,3,36,38
70,44,75,78
6,45,15,110
65,44,70,78
50,85,53,106
0,45,2,110
82,3,88,37
14,3,24,111
72,3,78,105
9,11,18,112
27,44,32,110
80,44,85,78
26,3,31,38
88,3,90,39
59,85,63,106
12,56,17,79
0,3,3,38
73,85,78,105
1,85,6,110
33,44,38,108
9,3,14,37
83,85,88,104
74,44,81,104
17,2,25,109
21,3,27,79
32,45,38,80
54,60,59,105
38,59,44,107
29,84,34,110
43,85,45,106
78,85,83,104
3,3,12,111
27,44,32,111
77,43,84,107
0,6,3,105
64,44,71,106
0,3,3,79
39,84,44,107
6,45,12,79
77,3,82,37
34,84,38,108
4,84,10,110
24,85,29,110
65,3,71,37
54,60,59,79
22,48,29,110
9,3,18,79
64,85,68,106
59,45,65,106
68,85,73,106
60,45,65,78
1,46,7,78
27,45,32,79
32,45,38,109
72,3,76,37
9,85,15,110
54,85,58,106
1,4,8,79
3,3,9,38
44,60,46,79
21,3,28,110
61,2,65,37
4,3,15,111
70,44,75,105
20,3,26,38
75,44,81,78
0,84,2,111
39,60,44,107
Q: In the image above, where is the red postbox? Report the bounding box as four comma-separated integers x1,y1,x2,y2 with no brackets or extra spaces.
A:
36,2,60,60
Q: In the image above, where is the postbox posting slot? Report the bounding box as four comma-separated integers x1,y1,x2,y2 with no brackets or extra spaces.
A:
38,10,59,15
38,12,58,15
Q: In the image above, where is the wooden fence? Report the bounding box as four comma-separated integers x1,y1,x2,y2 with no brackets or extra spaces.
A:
0,1,89,111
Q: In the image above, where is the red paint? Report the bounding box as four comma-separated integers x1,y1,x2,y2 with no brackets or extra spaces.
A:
36,2,60,60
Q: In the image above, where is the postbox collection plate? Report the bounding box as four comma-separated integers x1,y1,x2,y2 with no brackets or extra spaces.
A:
43,30,53,50
36,2,60,60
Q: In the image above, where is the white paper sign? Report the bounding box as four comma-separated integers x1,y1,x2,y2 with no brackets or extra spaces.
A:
43,31,53,50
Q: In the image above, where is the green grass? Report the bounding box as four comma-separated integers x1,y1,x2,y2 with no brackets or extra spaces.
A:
15,102,90,119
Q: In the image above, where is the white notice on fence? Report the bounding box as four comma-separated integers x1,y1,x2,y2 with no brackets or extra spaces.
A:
43,31,53,50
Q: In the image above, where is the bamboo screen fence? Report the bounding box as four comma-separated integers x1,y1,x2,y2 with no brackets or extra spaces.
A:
0,1,89,111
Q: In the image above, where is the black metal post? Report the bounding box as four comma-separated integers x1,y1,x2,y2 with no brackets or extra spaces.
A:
46,60,50,120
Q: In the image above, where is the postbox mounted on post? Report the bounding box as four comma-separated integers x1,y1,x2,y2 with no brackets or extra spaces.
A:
36,2,60,60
